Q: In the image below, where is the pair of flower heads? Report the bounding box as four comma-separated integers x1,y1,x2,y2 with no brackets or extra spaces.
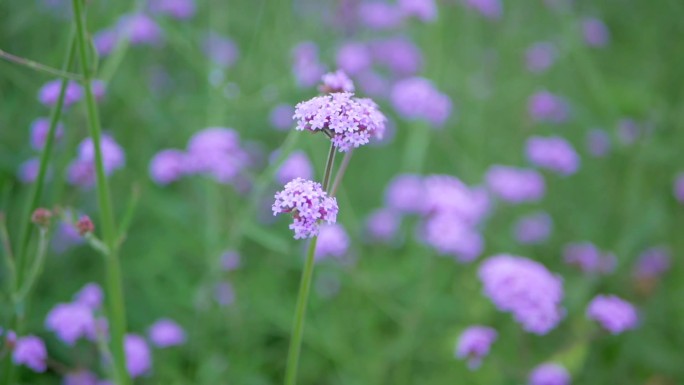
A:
272,70,387,240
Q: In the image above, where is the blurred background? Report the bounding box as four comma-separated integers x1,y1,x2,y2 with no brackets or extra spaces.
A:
1,0,684,384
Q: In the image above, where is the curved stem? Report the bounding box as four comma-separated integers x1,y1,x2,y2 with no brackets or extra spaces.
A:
71,1,130,384
284,236,319,385
330,150,353,197
321,143,337,192
16,228,49,301
0,48,83,80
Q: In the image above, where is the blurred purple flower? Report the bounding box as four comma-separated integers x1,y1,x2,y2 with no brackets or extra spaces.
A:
149,319,186,348
582,17,610,47
185,127,250,184
586,129,611,157
270,104,295,131
391,77,451,127
45,302,96,345
203,32,239,69
315,224,350,261
356,70,390,98
455,326,497,370
275,151,313,185
563,242,615,274
77,134,126,174
320,70,355,93
149,0,196,19
220,250,241,271
18,158,42,184
485,165,545,204
52,220,85,253
371,37,423,76
514,211,552,245
525,136,580,176
525,42,557,73
358,2,404,30
12,335,47,372
336,42,372,76
479,255,565,335
528,363,570,385
617,118,640,145
586,295,638,334
365,208,401,243
30,118,64,150
633,246,670,281
528,91,570,123
91,80,107,101
385,174,425,214
215,281,235,306
149,149,186,185
272,178,339,239
463,0,502,20
292,41,326,88
38,79,82,107
117,13,164,46
423,175,490,225
94,28,119,57
422,213,483,262
124,334,151,377
64,370,98,385
74,283,104,310
674,173,684,203
398,0,437,22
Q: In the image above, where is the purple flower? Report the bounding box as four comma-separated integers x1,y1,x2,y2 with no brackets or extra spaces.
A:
315,224,350,261
294,92,387,152
12,335,47,372
371,38,423,76
525,42,557,73
272,178,339,239
586,295,638,334
275,151,313,185
633,246,670,281
563,242,615,274
124,334,151,377
423,175,490,225
463,0,502,20
320,70,355,93
18,158,42,184
617,118,640,145
385,174,425,214
391,77,451,127
38,79,82,107
94,28,119,57
586,129,611,157
485,165,545,203
398,0,437,22
455,326,497,369
479,255,565,335
149,149,186,185
582,17,610,47
45,302,96,345
117,13,163,46
270,104,295,131
356,70,390,98
357,2,404,30
74,283,104,310
30,118,64,150
365,208,401,243
514,211,552,245
215,281,235,306
292,42,326,88
77,134,126,175
149,0,196,19
528,363,570,385
91,80,107,101
52,220,85,253
185,127,250,184
220,250,241,271
525,136,580,175
528,91,570,123
148,319,186,348
674,173,684,203
336,42,372,76
203,32,239,69
422,213,483,262
64,370,98,385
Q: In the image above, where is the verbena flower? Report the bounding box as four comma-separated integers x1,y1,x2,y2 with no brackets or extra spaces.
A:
525,42,557,73
617,118,641,145
149,149,186,185
117,13,163,46
384,174,425,214
215,281,236,306
275,151,313,184
336,42,372,76
455,326,497,369
422,212,483,262
582,17,610,47
292,42,326,88
525,136,580,176
674,173,684,203
528,363,570,385
68,134,126,187
357,2,404,30
315,224,350,261
124,334,151,377
357,70,391,98
390,77,451,127
270,104,295,131
45,302,96,345
463,0,502,20
30,117,64,150
479,255,565,334
64,370,99,385
633,246,670,281
320,70,355,93
203,32,239,69
185,127,250,184
514,211,552,245
18,158,44,184
74,283,104,310
398,0,437,22
272,178,339,239
94,28,119,57
422,175,490,225
148,319,186,348
485,165,545,203
528,91,569,123
371,38,423,76
586,129,611,157
563,242,615,274
365,208,401,243
220,250,241,271
149,0,196,19
294,92,387,152
12,335,47,372
38,79,82,107
586,295,638,334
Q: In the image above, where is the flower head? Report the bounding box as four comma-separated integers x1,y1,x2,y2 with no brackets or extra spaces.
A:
390,77,451,127
74,283,103,310
455,326,497,369
148,319,186,348
525,42,557,73
633,246,671,281
12,335,47,372
514,211,552,245
203,32,239,69
422,213,483,262
423,175,490,225
149,149,186,185
385,174,425,214
586,295,638,334
336,42,372,76
220,250,241,271
563,242,615,274
365,208,401,243
149,0,196,19
357,2,404,30
292,42,326,88
270,104,295,131
528,363,570,385
582,17,610,47
117,13,163,46
371,38,423,76
528,91,570,123
38,79,82,107
485,165,545,203
294,92,386,152
463,0,502,20
185,127,250,184
320,70,355,93
124,334,151,377
586,129,611,157
275,151,313,185
315,224,350,261
525,136,580,175
64,370,99,385
272,178,339,239
398,0,437,22
30,118,64,150
45,302,96,345
479,255,565,334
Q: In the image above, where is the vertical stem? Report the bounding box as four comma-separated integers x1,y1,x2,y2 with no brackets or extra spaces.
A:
330,150,353,197
321,143,337,192
284,236,319,385
71,1,130,384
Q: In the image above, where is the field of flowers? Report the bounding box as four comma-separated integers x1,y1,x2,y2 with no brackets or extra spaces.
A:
1,0,684,384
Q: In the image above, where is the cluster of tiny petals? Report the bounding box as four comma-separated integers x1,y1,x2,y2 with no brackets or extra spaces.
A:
293,92,387,152
528,363,571,385
320,70,355,93
586,294,638,334
479,255,565,335
456,326,497,370
563,242,615,274
272,178,339,239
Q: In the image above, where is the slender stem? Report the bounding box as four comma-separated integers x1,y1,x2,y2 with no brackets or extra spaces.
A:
0,48,84,80
321,143,337,192
330,150,353,197
284,236,319,385
71,1,130,384
16,229,49,303
0,213,16,282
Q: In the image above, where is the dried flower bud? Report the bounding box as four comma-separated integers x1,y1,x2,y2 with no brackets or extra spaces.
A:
76,216,95,236
31,208,52,227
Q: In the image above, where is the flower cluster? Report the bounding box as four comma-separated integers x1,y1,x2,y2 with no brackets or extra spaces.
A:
272,178,339,239
528,91,570,124
525,136,580,176
390,77,451,127
485,165,545,204
563,242,616,275
455,326,497,369
67,134,126,188
586,295,638,334
513,211,553,245
528,363,571,385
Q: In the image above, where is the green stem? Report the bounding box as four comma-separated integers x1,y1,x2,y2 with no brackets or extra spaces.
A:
0,214,16,285
321,143,337,192
330,150,353,197
284,236,319,385
71,1,130,384
0,48,83,80
16,228,49,301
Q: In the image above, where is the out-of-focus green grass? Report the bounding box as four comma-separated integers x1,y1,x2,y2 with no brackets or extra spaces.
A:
1,0,684,384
